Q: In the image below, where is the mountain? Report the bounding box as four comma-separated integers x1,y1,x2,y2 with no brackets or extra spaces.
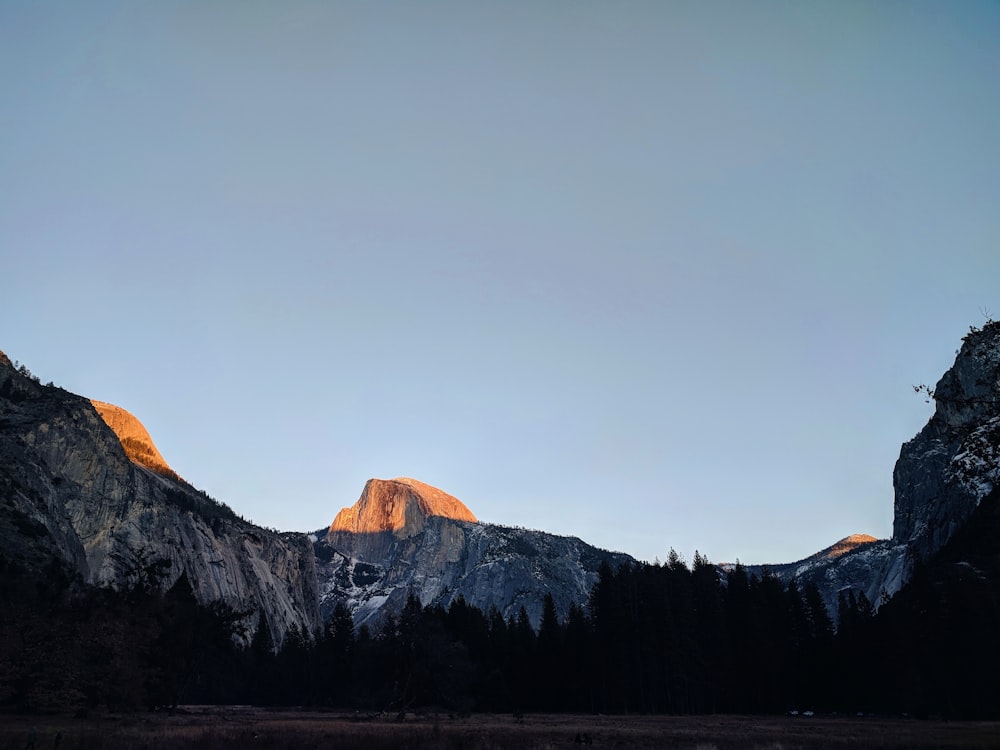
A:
756,320,1000,614
0,350,632,642
745,533,908,617
6,320,995,645
315,477,634,629
0,354,321,646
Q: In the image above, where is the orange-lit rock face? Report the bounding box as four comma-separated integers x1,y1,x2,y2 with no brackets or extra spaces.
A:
90,399,178,480
329,477,477,538
824,533,878,560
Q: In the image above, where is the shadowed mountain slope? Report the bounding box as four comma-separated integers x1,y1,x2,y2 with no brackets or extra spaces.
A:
0,352,321,647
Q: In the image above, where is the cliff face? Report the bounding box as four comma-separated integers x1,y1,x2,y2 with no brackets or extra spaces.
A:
90,399,178,480
0,355,320,646
318,478,632,629
764,322,1000,613
893,322,1000,558
327,477,477,562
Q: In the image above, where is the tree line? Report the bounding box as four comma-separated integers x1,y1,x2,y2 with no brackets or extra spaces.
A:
3,490,999,718
259,536,998,719
252,554,865,716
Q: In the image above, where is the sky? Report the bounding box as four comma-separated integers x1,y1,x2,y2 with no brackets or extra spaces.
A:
2,1,999,566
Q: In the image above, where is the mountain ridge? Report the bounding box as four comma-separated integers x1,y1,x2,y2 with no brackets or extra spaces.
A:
0,346,634,638
0,352,321,646
3,320,998,637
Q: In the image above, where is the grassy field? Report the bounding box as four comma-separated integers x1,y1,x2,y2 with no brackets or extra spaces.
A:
2,708,999,749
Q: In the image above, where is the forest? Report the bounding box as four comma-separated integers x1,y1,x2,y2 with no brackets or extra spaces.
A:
3,487,998,721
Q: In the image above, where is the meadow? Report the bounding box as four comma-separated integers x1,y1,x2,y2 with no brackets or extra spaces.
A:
2,709,999,750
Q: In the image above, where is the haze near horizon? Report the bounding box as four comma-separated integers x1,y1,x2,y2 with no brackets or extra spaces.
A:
2,2,999,565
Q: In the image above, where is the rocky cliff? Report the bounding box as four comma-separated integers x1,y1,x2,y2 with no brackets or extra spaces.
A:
327,477,477,563
894,321,1000,557
762,321,1000,613
318,478,633,629
0,353,321,646
90,399,178,481
330,477,478,533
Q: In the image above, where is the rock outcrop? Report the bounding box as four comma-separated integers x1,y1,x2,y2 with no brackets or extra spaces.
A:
0,353,321,646
893,321,1000,558
327,477,477,562
760,322,1000,614
90,399,178,480
331,477,478,532
318,478,632,629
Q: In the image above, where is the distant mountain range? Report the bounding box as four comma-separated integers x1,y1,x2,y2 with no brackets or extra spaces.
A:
2,320,998,642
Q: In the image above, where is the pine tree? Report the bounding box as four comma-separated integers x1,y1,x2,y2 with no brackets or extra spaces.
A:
536,593,562,710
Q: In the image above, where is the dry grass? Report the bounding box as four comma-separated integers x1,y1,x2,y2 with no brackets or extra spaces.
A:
1,709,999,750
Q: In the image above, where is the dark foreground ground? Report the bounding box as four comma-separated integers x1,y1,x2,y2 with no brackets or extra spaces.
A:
2,708,999,750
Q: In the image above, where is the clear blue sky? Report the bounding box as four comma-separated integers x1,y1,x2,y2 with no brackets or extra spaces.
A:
3,1,999,565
